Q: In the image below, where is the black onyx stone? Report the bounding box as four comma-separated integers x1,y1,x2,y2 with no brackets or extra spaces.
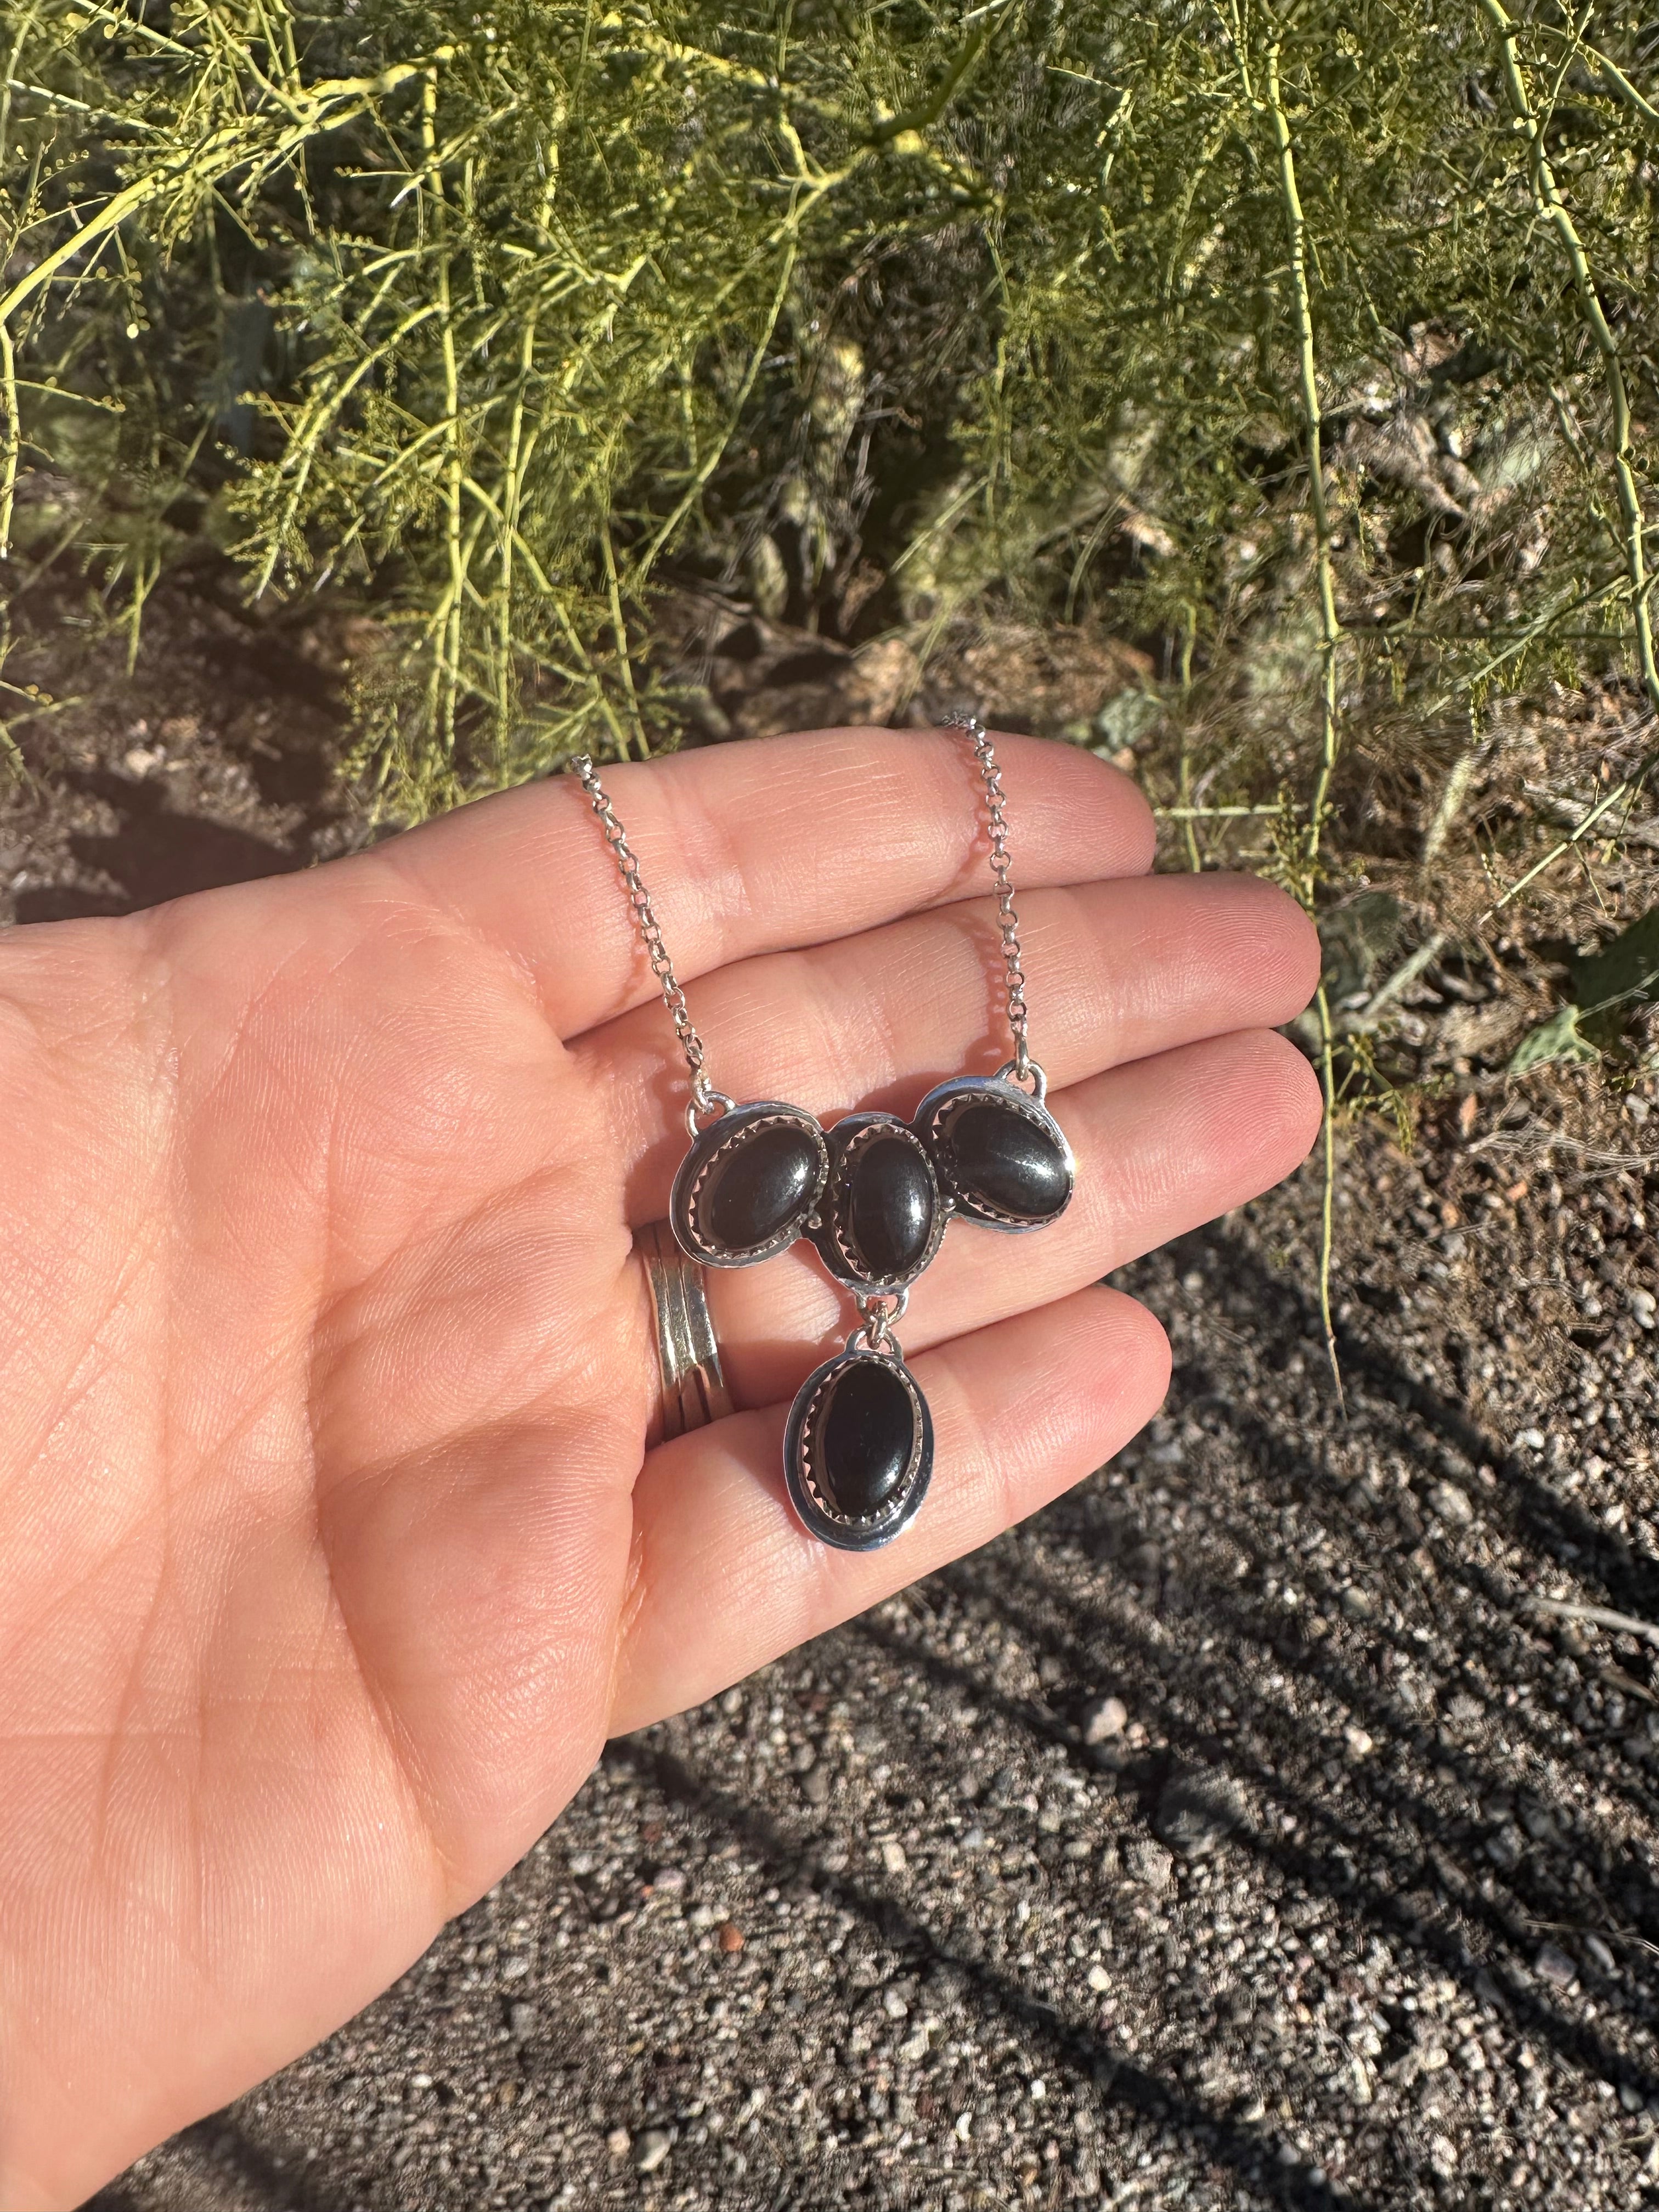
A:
946,1099,1069,1222
701,1122,820,1251
812,1358,917,1519
846,1134,935,1280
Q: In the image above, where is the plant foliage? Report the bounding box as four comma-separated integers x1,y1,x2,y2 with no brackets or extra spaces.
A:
3,0,1659,820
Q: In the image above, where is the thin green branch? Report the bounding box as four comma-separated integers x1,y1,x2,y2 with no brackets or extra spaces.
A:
420,70,467,758
0,52,447,328
1263,32,1345,1412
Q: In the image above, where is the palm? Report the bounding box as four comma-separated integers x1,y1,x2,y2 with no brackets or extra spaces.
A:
0,729,1320,2209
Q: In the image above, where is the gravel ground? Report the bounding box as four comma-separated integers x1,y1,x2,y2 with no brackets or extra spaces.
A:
86,1101,1659,2212
14,577,1659,2210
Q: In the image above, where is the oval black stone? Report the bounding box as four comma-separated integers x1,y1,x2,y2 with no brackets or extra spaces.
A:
846,1134,935,1280
946,1099,1069,1222
700,1121,820,1251
811,1358,917,1519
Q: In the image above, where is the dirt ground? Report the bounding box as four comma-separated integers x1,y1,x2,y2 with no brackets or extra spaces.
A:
12,580,1659,2211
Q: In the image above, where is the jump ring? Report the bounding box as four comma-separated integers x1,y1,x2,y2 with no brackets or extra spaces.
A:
685,1085,737,1139
995,1056,1046,1103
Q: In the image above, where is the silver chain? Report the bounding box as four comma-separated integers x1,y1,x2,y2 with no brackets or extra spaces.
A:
571,754,720,1118
947,711,1032,1082
572,714,1033,1113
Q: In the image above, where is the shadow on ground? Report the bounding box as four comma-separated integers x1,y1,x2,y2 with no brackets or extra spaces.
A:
91,1169,1659,2211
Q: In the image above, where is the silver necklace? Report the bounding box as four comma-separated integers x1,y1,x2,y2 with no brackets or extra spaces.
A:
573,716,1074,1549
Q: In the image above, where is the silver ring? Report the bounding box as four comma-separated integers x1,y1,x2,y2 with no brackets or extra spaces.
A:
635,1219,734,1445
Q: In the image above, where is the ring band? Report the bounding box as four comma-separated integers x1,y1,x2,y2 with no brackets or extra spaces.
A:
635,1219,734,1444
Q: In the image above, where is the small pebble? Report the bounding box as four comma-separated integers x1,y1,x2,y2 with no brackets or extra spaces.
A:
634,2127,672,2174
507,2001,535,2041
881,1839,907,1875
718,1921,745,1953
1534,1941,1578,1988
1427,1481,1474,1527
1081,1695,1128,1746
1153,1771,1241,1857
606,2128,630,2158
1485,1825,1522,1872
1126,1838,1175,1892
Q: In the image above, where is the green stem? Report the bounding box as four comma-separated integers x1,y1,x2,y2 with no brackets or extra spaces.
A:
421,72,466,758
1264,35,1345,1411
0,317,18,558
600,512,644,760
494,161,561,760
1176,604,1200,872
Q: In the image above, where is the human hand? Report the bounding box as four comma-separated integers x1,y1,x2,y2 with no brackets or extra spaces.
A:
0,727,1319,2205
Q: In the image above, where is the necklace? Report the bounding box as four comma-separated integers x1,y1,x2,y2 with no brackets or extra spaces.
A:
573,716,1074,1548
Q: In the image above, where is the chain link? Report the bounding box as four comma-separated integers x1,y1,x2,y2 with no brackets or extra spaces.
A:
852,1286,908,1357
947,711,1032,1082
573,715,1031,1110
571,755,719,1114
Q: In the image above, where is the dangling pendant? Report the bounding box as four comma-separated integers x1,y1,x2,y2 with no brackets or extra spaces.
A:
783,1314,933,1551
574,723,1068,1559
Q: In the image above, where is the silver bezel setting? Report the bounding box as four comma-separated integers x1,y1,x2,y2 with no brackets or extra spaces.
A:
783,1346,933,1551
808,1112,948,1295
912,1071,1075,1232
669,1099,830,1268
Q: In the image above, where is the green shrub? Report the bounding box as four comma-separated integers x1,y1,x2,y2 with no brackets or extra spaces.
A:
2,0,1657,823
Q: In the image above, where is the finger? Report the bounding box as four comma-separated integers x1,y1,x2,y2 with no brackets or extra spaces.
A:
610,1284,1171,1735
379,727,1154,1041
673,1026,1319,1406
578,871,1319,1204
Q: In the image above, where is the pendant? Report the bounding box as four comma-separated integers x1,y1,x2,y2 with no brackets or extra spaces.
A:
670,1097,829,1267
667,1062,1068,1550
806,1111,945,1295
783,1331,933,1550
912,1062,1074,1231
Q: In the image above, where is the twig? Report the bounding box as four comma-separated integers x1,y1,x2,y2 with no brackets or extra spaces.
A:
1522,783,1659,855
1423,740,1481,868
1353,931,1450,1027
1483,776,1638,916
870,15,997,144
1154,803,1291,820
1531,1917,1659,1965
1523,1595,1659,1648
